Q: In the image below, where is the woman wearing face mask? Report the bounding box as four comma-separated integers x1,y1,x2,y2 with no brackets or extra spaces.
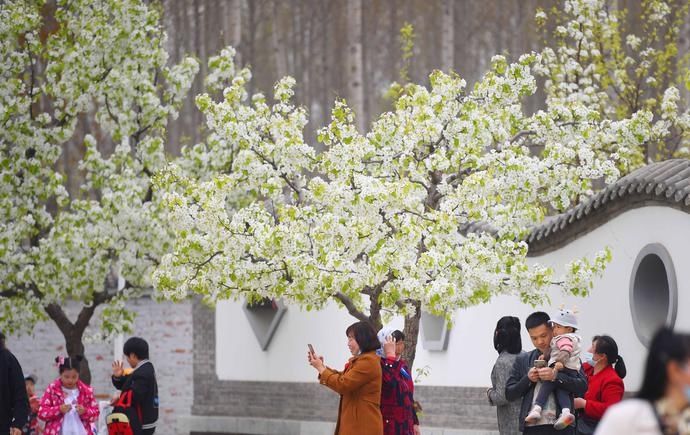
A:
308,321,384,435
572,335,626,434
596,328,690,434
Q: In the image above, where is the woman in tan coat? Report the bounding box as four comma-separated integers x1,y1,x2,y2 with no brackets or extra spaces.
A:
308,321,384,435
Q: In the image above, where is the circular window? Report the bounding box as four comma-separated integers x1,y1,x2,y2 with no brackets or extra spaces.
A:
629,244,677,346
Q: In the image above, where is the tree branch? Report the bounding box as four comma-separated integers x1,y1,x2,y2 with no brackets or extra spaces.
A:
73,304,97,336
44,303,74,337
251,148,303,202
189,251,223,281
333,292,369,323
396,208,437,223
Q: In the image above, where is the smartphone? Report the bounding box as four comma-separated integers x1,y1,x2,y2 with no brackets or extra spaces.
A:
308,344,315,355
534,359,547,369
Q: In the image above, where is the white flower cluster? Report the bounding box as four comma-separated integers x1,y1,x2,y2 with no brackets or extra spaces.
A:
0,0,196,337
536,0,690,164
4,0,686,338
153,49,649,324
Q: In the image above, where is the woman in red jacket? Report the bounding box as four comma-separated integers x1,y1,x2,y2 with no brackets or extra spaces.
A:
573,335,626,434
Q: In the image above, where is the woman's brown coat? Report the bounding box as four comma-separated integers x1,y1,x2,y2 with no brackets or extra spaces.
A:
319,350,383,435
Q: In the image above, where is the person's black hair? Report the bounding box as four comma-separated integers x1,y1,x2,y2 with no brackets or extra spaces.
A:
525,311,550,331
345,321,380,353
391,330,405,342
494,316,522,354
123,336,150,360
0,331,5,350
56,355,84,374
593,335,627,379
637,327,690,401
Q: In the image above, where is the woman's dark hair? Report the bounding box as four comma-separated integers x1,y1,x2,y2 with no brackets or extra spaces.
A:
494,316,522,354
593,335,627,379
0,331,5,350
637,327,690,401
123,337,150,360
391,330,405,342
525,311,550,331
56,355,84,374
346,321,380,353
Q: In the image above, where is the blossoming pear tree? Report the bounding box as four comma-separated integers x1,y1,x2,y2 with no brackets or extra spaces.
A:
0,0,198,383
153,45,672,367
536,0,690,167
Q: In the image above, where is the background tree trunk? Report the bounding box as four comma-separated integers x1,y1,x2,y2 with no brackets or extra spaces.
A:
346,0,365,132
225,0,242,61
271,0,287,79
440,0,454,72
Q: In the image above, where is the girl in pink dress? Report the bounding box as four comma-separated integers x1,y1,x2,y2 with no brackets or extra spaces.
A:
38,356,99,435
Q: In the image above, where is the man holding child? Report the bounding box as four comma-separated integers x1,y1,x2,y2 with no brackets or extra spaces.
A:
505,311,588,434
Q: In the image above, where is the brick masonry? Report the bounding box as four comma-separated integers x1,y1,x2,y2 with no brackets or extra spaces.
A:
6,297,193,434
192,300,499,432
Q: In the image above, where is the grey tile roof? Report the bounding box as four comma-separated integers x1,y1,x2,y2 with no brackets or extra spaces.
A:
526,159,690,255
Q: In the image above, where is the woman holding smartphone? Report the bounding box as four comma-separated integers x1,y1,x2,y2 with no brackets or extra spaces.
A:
308,321,383,435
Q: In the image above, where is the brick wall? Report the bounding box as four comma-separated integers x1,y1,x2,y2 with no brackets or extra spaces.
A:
6,297,193,434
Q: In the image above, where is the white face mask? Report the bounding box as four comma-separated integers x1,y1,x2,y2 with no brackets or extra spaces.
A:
582,352,597,366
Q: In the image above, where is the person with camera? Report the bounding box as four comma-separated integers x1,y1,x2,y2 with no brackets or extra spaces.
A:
505,311,588,434
307,321,383,435
379,329,420,435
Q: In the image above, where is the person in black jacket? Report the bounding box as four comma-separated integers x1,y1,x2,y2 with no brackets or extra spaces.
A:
505,312,587,435
112,337,159,434
1,332,29,435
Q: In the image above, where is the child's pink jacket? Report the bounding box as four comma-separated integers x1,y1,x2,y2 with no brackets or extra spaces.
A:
38,378,99,435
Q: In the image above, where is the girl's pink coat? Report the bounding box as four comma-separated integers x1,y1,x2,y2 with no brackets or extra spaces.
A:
38,378,99,435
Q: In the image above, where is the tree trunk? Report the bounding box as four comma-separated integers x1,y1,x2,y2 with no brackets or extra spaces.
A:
365,296,421,370
440,0,454,72
44,304,96,385
271,0,287,78
401,301,421,371
246,0,256,96
226,0,242,61
346,0,365,132
319,0,330,131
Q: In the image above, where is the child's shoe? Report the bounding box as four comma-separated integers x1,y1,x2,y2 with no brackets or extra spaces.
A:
554,408,575,430
525,405,542,423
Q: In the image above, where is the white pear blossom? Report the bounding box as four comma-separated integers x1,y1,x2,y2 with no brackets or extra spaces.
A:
0,0,198,358
154,49,657,336
536,0,690,165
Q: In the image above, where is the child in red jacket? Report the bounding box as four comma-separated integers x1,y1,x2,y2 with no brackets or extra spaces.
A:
38,356,98,435
23,374,41,434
